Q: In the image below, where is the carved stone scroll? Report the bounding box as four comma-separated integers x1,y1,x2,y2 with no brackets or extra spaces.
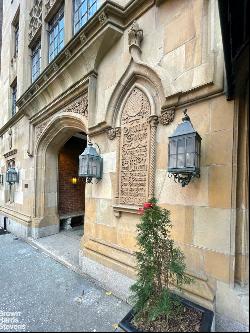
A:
118,87,151,206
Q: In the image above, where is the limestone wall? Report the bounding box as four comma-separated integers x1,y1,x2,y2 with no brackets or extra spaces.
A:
0,0,246,324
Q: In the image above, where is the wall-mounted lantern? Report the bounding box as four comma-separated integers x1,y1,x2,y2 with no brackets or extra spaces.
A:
168,109,201,187
0,174,3,185
79,141,103,184
6,166,19,185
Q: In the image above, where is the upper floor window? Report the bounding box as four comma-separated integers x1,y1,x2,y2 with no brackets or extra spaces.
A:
12,83,17,116
14,24,19,57
31,41,41,82
48,6,64,63
74,0,98,34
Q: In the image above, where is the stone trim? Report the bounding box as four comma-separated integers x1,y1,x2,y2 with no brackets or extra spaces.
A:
0,207,32,224
113,204,140,217
3,149,17,159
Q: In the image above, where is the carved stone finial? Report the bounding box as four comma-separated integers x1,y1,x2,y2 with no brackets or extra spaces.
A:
128,21,143,50
159,108,175,126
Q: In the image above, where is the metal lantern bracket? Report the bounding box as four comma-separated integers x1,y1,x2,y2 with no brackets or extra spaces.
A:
168,171,200,188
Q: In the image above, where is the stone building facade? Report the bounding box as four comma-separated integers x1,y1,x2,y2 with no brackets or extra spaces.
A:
0,0,248,328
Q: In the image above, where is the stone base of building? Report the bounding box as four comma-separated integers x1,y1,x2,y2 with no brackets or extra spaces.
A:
31,224,60,239
0,214,31,238
79,249,135,303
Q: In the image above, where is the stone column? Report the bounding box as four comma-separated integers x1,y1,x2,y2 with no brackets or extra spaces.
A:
114,128,121,203
148,115,159,200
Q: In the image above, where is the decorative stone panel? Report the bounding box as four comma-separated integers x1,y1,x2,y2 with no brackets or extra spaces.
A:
29,0,43,42
115,87,158,207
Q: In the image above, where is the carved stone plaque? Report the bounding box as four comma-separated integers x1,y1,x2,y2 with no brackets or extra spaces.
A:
119,88,151,206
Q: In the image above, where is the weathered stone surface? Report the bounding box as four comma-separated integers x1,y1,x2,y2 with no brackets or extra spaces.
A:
194,207,232,254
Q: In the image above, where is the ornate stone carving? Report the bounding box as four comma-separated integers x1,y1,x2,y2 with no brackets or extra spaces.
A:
53,63,59,72
4,149,17,159
35,119,51,143
35,95,88,144
79,32,87,45
99,12,108,25
159,108,175,125
45,0,56,15
64,49,72,59
118,88,151,206
128,21,143,49
107,127,121,140
62,95,88,117
29,0,43,42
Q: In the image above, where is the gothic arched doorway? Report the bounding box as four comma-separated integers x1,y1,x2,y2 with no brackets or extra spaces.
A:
32,115,87,239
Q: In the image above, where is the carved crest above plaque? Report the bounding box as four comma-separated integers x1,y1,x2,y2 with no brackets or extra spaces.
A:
116,87,158,207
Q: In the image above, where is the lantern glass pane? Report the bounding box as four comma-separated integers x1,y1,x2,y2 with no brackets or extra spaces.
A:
169,155,177,169
92,159,97,177
83,156,88,175
186,152,195,167
178,138,185,154
177,154,185,168
187,137,194,153
88,158,93,176
170,140,177,154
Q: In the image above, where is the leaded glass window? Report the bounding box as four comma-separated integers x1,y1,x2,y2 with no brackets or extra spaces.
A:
48,6,64,63
12,84,17,116
74,0,98,34
14,24,19,57
31,41,41,82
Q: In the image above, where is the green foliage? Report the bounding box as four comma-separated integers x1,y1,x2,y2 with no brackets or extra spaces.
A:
130,198,193,325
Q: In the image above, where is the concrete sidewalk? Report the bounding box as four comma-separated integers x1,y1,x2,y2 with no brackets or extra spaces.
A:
0,233,130,332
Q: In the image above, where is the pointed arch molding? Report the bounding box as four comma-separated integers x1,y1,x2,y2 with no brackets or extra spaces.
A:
103,61,170,213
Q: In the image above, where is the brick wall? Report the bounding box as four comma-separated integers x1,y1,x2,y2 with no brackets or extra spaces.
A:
58,136,86,216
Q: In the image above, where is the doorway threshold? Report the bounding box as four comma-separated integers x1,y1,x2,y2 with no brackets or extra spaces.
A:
28,226,83,273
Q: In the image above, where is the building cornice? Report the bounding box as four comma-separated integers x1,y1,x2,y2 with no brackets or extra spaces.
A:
16,0,155,112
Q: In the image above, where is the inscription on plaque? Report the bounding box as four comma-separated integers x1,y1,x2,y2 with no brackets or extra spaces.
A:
119,88,151,206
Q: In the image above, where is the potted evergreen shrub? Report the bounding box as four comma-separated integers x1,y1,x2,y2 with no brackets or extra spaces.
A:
119,199,214,332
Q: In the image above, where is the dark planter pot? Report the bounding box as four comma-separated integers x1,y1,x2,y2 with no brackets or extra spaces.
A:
119,295,214,332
